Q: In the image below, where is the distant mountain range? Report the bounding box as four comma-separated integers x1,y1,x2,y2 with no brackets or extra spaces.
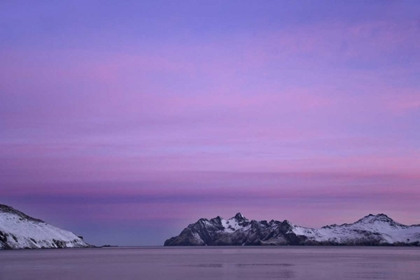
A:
164,213,420,246
0,204,89,249
2,204,419,248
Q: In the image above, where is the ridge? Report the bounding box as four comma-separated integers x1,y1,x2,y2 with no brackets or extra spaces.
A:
164,213,420,246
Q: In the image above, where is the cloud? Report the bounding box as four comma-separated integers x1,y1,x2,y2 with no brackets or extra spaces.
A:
2,0,420,246
384,92,420,113
3,170,420,232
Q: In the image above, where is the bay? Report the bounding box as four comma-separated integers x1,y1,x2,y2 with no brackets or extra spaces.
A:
1,247,419,280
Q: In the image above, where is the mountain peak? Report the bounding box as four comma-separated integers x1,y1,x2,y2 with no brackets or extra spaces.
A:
356,213,395,224
233,212,246,220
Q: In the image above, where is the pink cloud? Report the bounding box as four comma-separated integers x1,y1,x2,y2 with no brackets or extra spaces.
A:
1,19,419,220
384,92,420,113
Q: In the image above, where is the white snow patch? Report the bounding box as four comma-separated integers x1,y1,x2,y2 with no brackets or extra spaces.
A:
221,218,244,232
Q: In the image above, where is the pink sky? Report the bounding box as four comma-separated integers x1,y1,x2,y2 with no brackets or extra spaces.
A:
1,1,419,245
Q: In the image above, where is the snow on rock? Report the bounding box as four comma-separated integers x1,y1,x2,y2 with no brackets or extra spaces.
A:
221,215,248,232
291,213,420,245
0,204,89,250
164,213,420,246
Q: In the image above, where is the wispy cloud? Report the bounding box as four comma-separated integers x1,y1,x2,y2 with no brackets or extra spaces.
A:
1,1,420,245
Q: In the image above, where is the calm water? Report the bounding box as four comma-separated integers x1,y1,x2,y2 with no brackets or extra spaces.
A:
0,247,419,280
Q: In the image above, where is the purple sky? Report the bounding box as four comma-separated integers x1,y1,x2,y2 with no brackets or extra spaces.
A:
1,1,420,245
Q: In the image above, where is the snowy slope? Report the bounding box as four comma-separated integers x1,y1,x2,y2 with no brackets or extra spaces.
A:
0,204,89,249
291,214,420,245
164,213,420,246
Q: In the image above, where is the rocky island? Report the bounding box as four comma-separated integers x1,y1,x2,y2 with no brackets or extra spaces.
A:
165,213,420,246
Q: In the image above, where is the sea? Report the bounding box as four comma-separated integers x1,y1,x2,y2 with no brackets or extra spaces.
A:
0,247,419,280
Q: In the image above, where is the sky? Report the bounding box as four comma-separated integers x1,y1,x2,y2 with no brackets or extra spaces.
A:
1,0,420,246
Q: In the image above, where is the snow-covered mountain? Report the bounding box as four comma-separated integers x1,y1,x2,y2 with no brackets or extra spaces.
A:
164,213,420,246
0,204,89,249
